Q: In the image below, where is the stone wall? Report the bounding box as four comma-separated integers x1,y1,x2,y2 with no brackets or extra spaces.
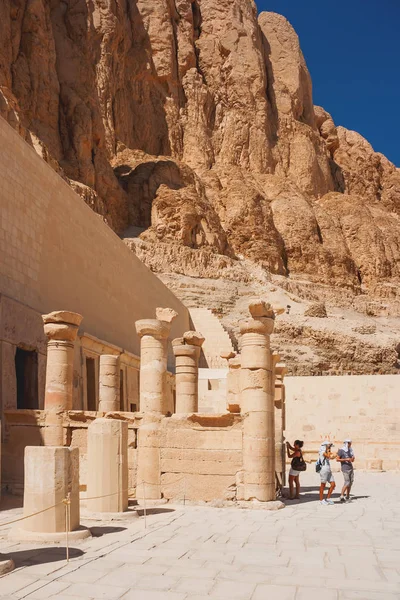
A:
1,411,243,501
0,114,189,382
285,375,400,470
160,414,243,502
1,411,140,494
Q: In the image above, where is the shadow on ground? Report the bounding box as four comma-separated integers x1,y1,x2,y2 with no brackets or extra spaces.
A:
7,546,84,568
136,508,175,517
282,486,370,505
90,526,127,537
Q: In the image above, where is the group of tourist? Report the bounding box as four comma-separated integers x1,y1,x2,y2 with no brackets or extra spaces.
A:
286,438,355,505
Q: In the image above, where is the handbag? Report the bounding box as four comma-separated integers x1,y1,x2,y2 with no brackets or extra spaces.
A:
291,452,307,472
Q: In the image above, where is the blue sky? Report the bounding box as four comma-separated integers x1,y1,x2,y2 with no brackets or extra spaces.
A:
257,1,400,166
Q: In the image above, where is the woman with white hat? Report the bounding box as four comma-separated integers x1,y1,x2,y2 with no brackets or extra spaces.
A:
318,441,336,505
337,439,355,502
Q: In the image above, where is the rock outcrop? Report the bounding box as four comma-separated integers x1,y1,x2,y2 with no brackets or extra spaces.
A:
0,1,399,373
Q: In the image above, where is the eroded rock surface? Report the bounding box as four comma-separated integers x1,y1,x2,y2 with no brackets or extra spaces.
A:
1,1,399,373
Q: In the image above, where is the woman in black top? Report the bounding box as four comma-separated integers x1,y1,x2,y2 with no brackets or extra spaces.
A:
286,439,306,500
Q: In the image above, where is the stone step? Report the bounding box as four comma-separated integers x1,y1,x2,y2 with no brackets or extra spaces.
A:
189,308,235,368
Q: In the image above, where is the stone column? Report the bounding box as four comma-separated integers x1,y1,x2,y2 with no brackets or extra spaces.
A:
86,418,129,514
135,308,177,414
98,355,120,412
42,311,83,446
135,308,177,501
11,311,89,542
173,331,204,414
221,352,241,412
274,363,288,490
240,301,276,502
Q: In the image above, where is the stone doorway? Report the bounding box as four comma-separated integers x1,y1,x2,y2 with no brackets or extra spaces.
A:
86,357,96,411
15,348,39,409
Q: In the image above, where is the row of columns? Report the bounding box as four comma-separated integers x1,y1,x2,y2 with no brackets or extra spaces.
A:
9,300,284,548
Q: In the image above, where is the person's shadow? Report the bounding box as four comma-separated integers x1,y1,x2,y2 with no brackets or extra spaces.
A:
282,486,370,505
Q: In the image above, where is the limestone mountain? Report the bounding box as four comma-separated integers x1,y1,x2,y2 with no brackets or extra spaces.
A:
1,0,399,373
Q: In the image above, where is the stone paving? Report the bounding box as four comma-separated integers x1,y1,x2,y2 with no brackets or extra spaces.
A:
1,472,400,600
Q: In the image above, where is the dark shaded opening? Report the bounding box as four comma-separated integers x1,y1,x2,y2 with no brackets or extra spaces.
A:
15,348,39,409
86,357,96,411
120,369,124,411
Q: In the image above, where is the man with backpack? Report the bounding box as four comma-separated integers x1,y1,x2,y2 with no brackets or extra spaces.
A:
316,441,336,505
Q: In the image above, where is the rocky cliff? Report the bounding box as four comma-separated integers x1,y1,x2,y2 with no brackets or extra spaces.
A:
1,0,399,373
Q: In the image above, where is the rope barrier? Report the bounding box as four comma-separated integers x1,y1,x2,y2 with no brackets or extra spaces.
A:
0,476,186,529
0,500,64,528
0,475,190,566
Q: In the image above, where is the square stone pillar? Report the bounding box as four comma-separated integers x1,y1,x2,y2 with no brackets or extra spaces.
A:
240,301,277,502
98,355,121,412
173,331,204,413
10,446,89,542
86,418,129,514
136,415,162,500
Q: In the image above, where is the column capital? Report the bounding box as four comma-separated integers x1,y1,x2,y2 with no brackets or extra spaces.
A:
239,317,274,336
172,343,199,359
42,311,82,342
155,307,178,323
272,352,281,367
221,351,236,361
135,319,170,340
183,331,205,347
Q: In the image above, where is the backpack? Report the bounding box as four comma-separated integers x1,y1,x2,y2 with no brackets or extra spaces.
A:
291,451,307,472
315,455,326,473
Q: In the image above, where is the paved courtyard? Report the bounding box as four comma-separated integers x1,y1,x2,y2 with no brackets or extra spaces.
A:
1,472,400,600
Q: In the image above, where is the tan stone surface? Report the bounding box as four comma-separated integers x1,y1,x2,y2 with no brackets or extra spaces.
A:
285,375,400,469
98,355,121,413
0,118,189,365
86,418,128,513
16,446,81,536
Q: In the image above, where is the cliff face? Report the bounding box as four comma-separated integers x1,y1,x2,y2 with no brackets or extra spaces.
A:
1,0,399,372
